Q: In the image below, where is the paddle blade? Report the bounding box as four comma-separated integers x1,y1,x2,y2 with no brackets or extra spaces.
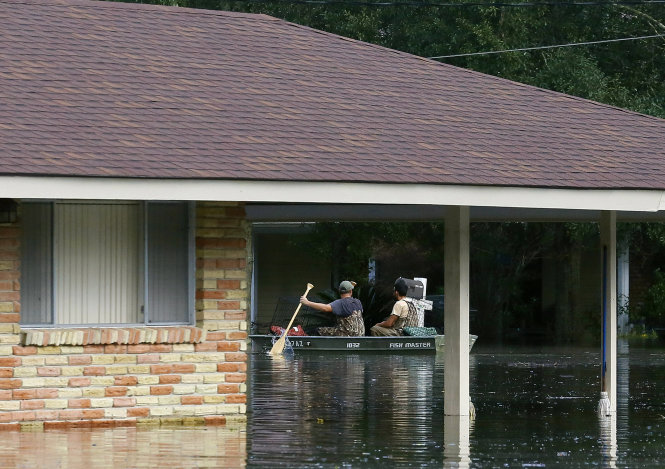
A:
268,282,314,356
268,335,287,355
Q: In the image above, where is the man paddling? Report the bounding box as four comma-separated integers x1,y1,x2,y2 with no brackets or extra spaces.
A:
299,280,365,336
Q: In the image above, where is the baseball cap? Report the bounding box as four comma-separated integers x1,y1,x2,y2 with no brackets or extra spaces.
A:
338,280,356,293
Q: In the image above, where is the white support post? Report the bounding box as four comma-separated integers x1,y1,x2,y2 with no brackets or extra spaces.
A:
443,415,471,467
599,210,617,416
444,206,470,416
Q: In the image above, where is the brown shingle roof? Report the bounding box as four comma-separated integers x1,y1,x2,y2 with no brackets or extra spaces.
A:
1,0,665,189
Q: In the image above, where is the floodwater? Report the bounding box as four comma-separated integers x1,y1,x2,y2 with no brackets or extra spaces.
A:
4,340,665,468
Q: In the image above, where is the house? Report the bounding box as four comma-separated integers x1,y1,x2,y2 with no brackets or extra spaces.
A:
2,0,665,428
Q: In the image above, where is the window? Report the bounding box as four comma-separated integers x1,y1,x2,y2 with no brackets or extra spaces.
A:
20,201,193,326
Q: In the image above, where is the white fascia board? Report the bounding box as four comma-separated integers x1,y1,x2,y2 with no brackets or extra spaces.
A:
1,176,664,212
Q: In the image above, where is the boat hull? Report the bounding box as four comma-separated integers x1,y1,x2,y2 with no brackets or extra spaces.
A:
250,334,477,353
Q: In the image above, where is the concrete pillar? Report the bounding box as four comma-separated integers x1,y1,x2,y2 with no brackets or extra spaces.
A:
599,210,617,414
443,415,471,467
444,206,470,416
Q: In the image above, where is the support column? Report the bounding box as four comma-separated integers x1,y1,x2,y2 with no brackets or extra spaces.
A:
444,206,470,416
599,210,617,415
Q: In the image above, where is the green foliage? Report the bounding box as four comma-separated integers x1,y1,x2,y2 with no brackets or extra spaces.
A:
639,268,665,329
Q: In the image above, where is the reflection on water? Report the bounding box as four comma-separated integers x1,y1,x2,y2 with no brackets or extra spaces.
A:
443,415,472,468
3,342,665,468
0,426,246,468
249,342,665,468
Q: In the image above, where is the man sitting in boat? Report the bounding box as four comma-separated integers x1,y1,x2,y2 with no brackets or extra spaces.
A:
370,277,419,336
299,280,365,336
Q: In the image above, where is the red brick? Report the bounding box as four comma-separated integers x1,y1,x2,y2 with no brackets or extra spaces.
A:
12,346,36,356
12,411,35,421
44,421,70,430
0,357,20,367
127,407,149,418
216,279,241,290
127,344,151,354
180,396,203,405
14,389,35,400
0,390,11,400
217,342,240,352
68,377,91,387
204,416,227,426
0,292,19,301
225,394,246,404
0,423,20,431
227,331,247,340
83,345,104,354
159,375,181,384
114,376,138,386
37,366,61,377
215,259,246,269
81,409,105,419
195,342,217,352
217,363,240,373
217,301,241,311
69,355,92,365
224,373,246,383
196,290,227,300
0,313,19,323
59,409,83,420
105,345,127,354
150,364,173,374
224,352,247,362
113,397,136,407
0,272,19,281
217,384,240,394
0,368,13,378
0,250,18,261
21,400,44,410
137,353,159,364
172,364,195,374
150,385,173,395
105,387,127,397
68,399,91,409
205,332,226,341
191,329,203,342
35,388,59,399
90,419,118,428
83,366,106,376
0,379,22,389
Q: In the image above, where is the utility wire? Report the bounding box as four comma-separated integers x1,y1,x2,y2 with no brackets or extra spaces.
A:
429,33,665,58
244,0,665,7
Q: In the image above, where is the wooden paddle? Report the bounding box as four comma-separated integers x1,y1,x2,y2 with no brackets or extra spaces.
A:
268,283,314,356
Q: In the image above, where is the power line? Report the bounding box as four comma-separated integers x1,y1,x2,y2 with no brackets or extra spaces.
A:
428,33,665,58
244,0,665,7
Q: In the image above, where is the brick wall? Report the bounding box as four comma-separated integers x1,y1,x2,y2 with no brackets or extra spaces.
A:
0,201,250,430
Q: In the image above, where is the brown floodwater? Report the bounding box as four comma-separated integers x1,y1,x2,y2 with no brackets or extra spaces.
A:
3,340,665,468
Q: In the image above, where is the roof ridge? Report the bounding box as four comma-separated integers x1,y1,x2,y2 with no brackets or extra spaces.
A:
0,0,274,21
